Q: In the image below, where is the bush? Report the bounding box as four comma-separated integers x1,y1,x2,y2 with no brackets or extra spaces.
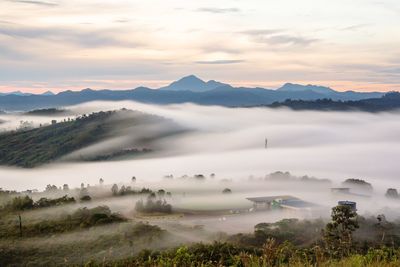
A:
80,195,92,202
5,196,34,211
35,195,76,208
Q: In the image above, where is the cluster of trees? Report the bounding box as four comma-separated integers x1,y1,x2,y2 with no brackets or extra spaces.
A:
164,173,216,181
135,197,172,214
263,171,331,184
25,108,67,116
110,184,171,198
1,195,76,212
0,181,174,213
342,178,373,192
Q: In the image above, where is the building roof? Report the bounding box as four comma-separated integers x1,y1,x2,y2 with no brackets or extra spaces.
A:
280,199,318,209
338,200,356,205
246,195,296,203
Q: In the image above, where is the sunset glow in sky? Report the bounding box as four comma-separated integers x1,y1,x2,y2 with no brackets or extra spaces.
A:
0,0,399,93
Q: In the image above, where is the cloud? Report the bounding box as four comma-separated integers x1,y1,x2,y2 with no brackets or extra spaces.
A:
114,18,130,23
196,7,240,14
240,29,283,36
262,35,318,46
201,44,242,55
0,44,31,60
340,24,370,31
240,29,318,47
373,1,400,15
7,0,58,7
0,20,16,25
0,24,141,48
195,59,244,65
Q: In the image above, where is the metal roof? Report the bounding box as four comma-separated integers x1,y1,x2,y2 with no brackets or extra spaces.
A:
246,195,296,203
280,199,318,209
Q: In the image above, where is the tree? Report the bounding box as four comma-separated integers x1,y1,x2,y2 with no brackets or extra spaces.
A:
194,174,205,181
111,184,119,196
99,178,104,185
119,185,126,195
8,196,34,211
45,184,58,192
323,205,359,257
63,184,69,191
131,176,136,183
157,189,166,197
385,188,399,199
222,188,232,194
376,214,391,243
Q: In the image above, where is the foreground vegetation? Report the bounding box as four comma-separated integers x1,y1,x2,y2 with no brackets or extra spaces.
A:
93,206,400,267
99,243,400,267
1,175,400,266
1,197,400,266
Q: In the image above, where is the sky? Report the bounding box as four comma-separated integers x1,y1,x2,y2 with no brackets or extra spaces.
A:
0,0,399,93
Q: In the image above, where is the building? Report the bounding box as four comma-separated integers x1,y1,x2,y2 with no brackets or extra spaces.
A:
246,195,317,211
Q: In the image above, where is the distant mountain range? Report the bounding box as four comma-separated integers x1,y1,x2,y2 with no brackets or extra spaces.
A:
0,90,54,97
0,75,391,111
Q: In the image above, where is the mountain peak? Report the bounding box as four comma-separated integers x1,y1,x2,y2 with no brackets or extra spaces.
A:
41,90,54,96
160,75,228,92
278,83,337,95
180,74,203,82
80,88,95,93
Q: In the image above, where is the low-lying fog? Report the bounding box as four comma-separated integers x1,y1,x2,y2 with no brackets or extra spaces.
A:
1,101,400,219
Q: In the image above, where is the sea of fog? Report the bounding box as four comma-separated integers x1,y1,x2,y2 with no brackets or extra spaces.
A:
0,101,399,212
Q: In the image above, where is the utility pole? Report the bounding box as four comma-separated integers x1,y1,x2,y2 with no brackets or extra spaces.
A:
265,138,268,149
18,214,22,237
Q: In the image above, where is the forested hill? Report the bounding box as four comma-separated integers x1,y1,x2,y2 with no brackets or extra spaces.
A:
0,110,172,168
267,92,400,112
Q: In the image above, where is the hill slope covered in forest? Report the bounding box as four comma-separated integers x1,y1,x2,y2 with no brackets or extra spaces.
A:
0,110,177,167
